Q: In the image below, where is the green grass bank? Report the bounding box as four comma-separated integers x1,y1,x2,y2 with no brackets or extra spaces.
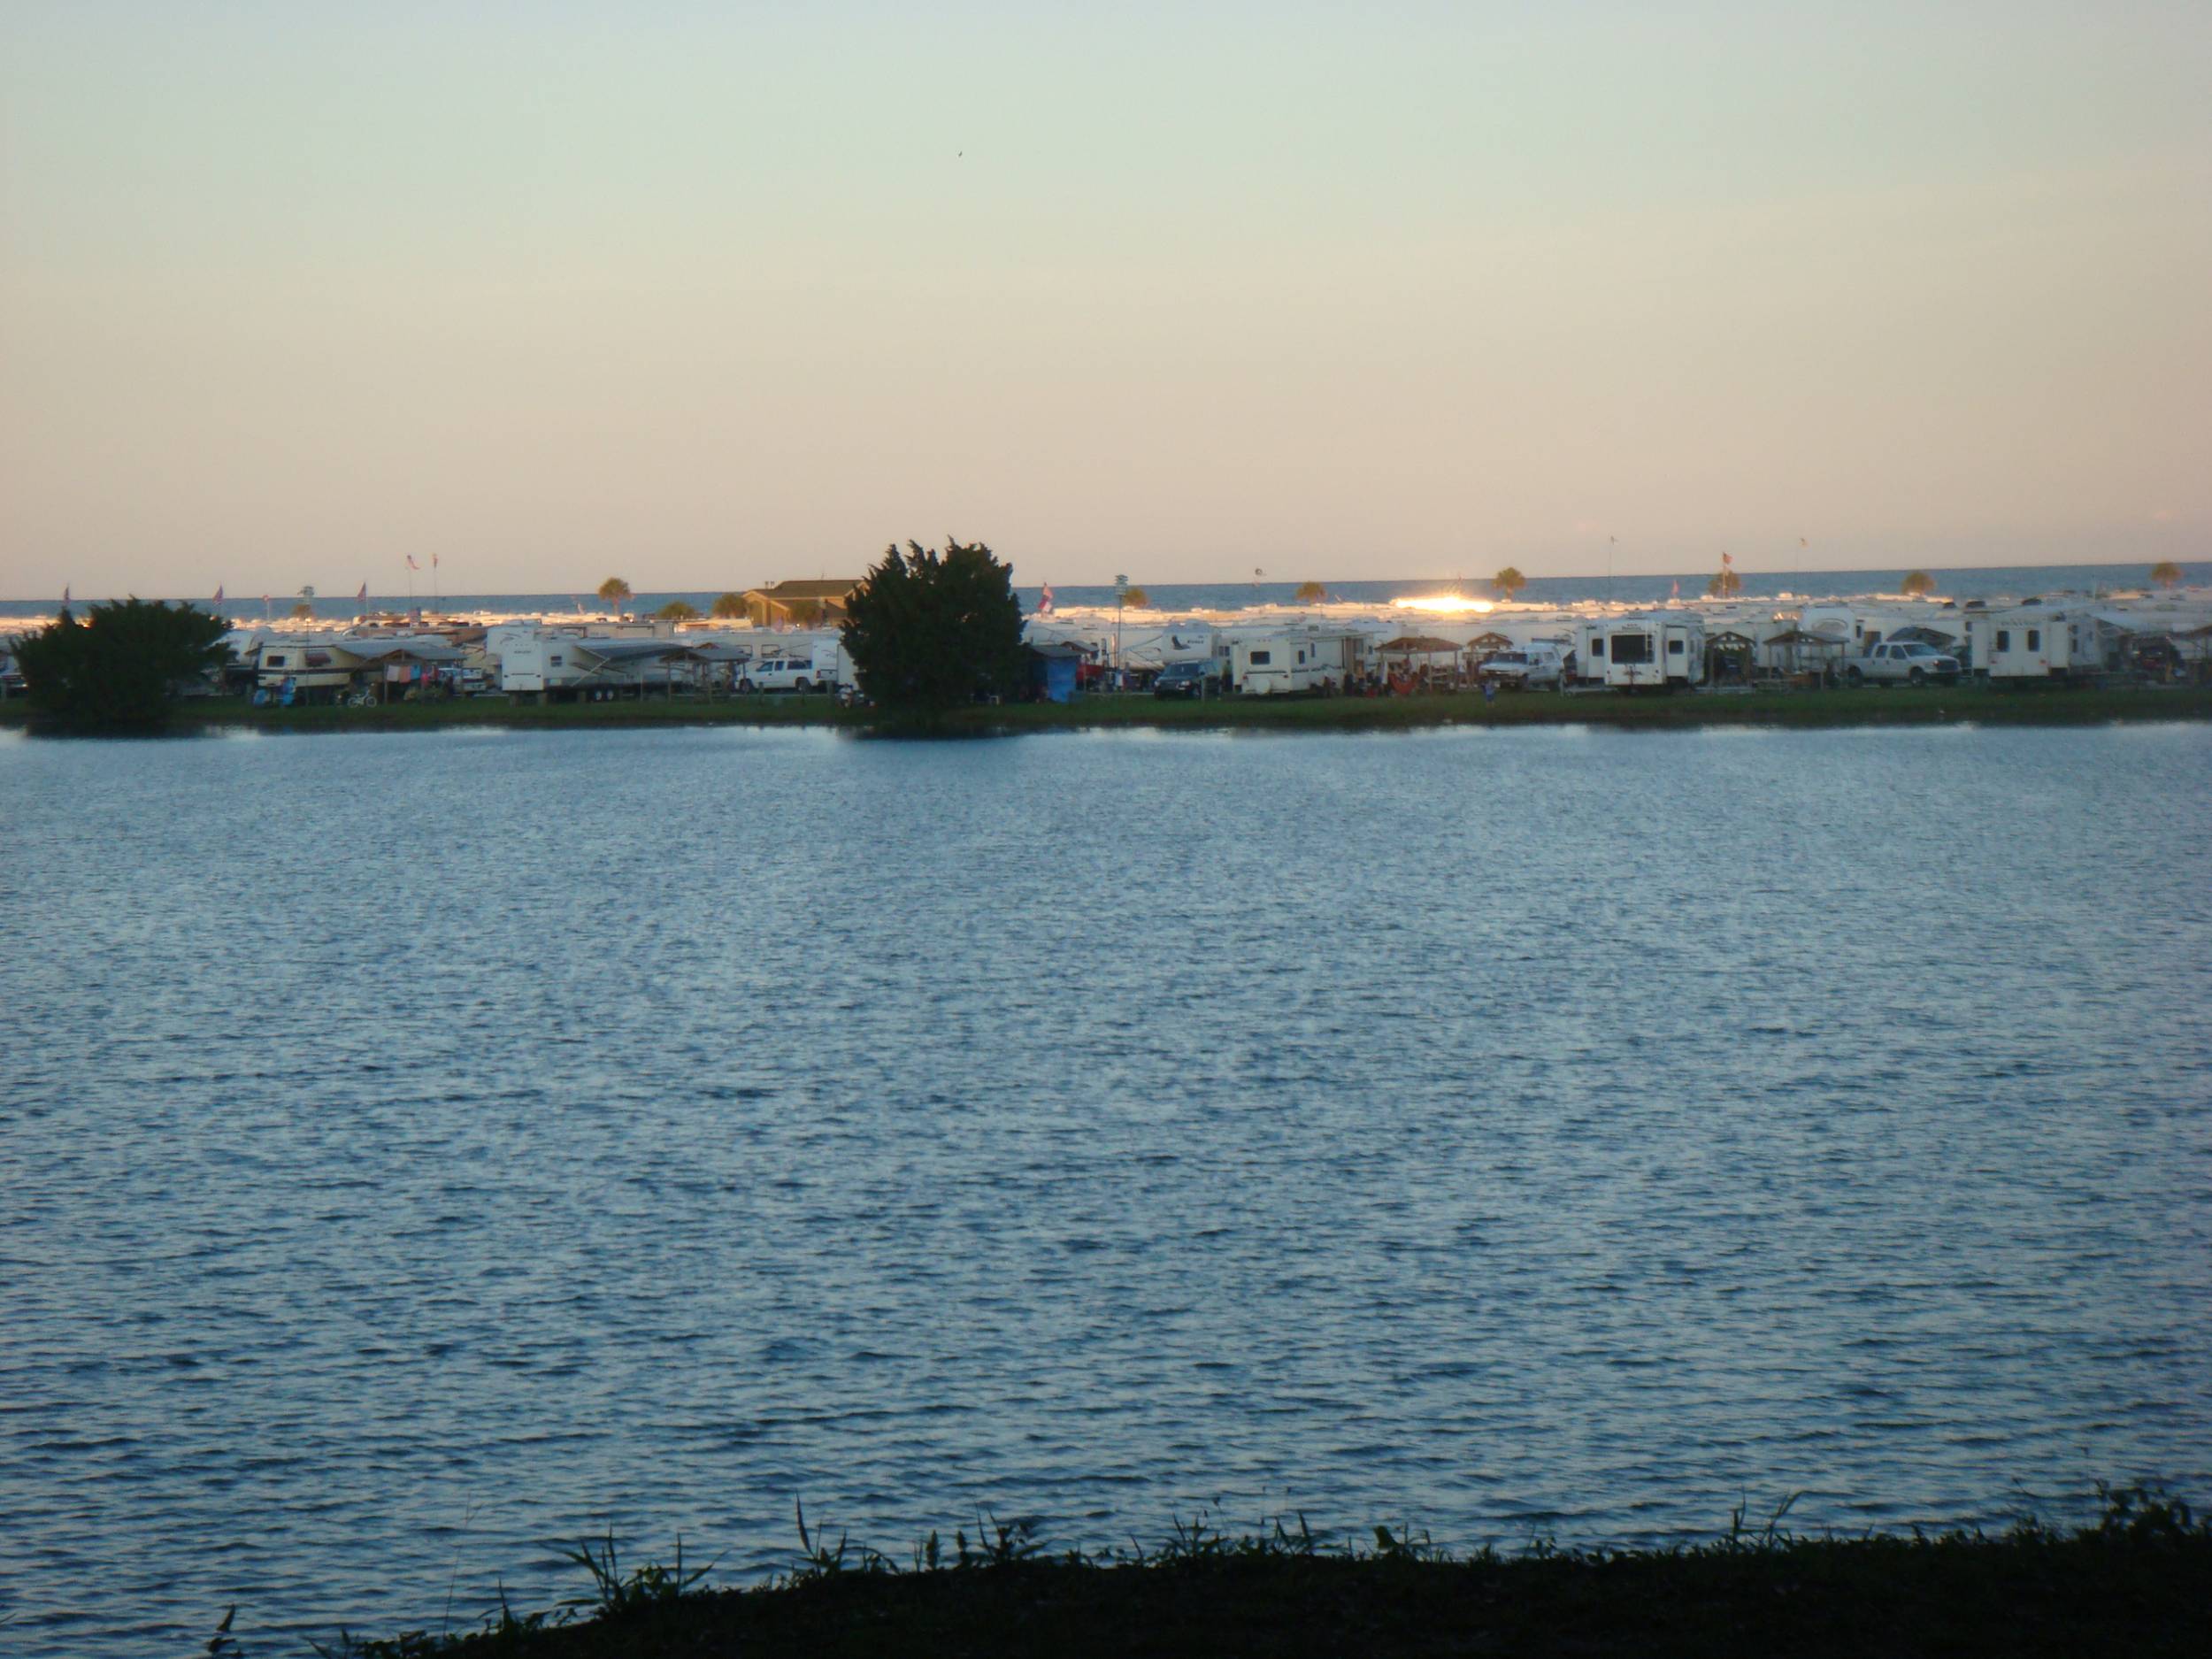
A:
9,682,2212,737
296,1491,2210,1658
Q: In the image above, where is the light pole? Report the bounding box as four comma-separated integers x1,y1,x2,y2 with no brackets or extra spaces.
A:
1114,572,1127,686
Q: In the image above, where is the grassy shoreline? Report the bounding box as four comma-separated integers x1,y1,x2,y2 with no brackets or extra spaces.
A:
7,682,2212,737
298,1490,2208,1657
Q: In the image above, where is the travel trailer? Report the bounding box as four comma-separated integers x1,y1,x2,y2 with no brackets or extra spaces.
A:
1220,628,1364,695
1583,615,1707,689
1982,605,2122,683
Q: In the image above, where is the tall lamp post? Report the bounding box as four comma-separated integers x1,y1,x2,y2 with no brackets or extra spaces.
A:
1113,573,1129,687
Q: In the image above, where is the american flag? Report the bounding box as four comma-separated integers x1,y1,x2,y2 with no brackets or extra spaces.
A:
405,554,419,571
1721,550,1732,568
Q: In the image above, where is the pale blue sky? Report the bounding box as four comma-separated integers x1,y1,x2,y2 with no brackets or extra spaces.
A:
4,1,2207,594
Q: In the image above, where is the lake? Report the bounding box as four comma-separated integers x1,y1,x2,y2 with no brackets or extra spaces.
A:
2,721,2207,1654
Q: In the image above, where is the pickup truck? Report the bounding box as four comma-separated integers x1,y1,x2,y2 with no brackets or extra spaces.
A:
1831,640,1962,687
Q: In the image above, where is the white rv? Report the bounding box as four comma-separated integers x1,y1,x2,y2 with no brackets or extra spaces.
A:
1983,605,2121,683
1223,628,1362,695
1585,615,1707,689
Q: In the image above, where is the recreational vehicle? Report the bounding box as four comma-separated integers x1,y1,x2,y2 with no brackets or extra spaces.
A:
1982,606,2122,683
1584,615,1707,689
1222,628,1363,695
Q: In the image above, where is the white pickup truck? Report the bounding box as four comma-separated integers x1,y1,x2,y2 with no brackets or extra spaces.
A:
1832,640,1962,687
738,643,846,693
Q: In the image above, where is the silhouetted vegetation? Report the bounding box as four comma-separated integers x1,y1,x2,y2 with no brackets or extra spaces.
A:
307,1485,2209,1658
654,600,699,621
710,592,747,618
2150,560,2182,589
595,578,632,610
11,598,228,730
839,538,1026,711
1901,570,1936,596
1492,566,1526,599
1294,580,1328,603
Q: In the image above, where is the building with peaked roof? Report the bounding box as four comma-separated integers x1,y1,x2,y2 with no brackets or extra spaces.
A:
741,580,861,627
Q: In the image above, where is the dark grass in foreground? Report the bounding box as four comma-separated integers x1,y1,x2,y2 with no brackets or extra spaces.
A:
10,682,2212,737
304,1488,2212,1658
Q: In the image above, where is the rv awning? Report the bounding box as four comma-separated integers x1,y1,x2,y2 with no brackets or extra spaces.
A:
572,638,700,662
1378,634,1463,654
333,638,467,664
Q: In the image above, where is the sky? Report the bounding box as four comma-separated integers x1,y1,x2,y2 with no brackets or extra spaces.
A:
3,1,2208,596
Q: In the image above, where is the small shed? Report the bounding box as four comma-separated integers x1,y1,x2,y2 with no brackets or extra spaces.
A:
1028,641,1085,703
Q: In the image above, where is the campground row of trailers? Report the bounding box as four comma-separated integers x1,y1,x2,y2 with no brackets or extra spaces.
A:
210,589,2211,707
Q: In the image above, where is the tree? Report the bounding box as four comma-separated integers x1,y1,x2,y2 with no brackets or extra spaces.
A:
711,592,748,618
787,599,826,627
13,598,230,729
2151,560,2182,589
657,600,700,621
1121,588,1150,610
596,577,633,611
1901,571,1935,597
1294,580,1328,603
1706,567,1742,597
1493,567,1526,600
840,538,1026,710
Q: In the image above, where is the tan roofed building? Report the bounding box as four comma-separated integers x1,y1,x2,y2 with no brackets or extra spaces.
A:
741,580,861,627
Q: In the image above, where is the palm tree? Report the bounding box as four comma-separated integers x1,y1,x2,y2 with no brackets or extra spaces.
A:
1707,567,1742,598
1492,567,1527,600
710,592,747,618
2151,560,2183,589
1121,588,1150,609
1901,571,1935,597
1294,580,1327,603
657,600,700,621
596,577,633,611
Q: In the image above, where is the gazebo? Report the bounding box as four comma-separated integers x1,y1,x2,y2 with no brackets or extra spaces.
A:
1705,628,1757,684
1376,634,1463,691
1760,626,1848,683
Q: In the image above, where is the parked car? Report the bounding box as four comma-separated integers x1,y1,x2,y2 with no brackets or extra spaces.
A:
1474,648,1564,689
1152,661,1216,699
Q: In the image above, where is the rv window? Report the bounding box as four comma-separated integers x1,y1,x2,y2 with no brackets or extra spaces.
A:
549,655,564,666
1590,637,1606,658
1248,649,1271,665
265,655,286,667
1667,638,1684,656
1610,634,1653,664
2025,629,2040,651
1994,630,2009,651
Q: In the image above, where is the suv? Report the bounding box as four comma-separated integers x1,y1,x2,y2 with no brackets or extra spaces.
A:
1152,661,1216,699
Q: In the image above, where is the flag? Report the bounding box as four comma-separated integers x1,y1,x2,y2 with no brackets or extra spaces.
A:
405,554,419,571
431,551,440,568
1038,581,1054,615
1799,537,1808,549
1671,580,1679,598
1721,550,1732,567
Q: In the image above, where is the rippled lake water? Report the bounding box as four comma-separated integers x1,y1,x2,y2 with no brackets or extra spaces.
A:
3,721,2208,1654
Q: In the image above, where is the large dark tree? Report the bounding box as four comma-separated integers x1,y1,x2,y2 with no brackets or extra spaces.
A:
13,598,231,729
841,539,1026,710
